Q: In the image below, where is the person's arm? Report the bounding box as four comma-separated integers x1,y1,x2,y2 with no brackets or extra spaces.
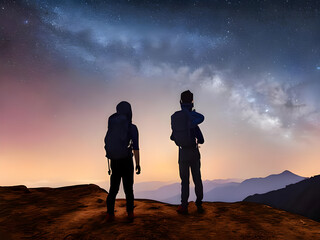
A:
133,150,140,172
190,111,204,128
195,126,204,144
131,124,141,174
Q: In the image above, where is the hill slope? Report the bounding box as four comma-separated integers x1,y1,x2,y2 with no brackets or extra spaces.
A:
1,184,320,240
244,175,320,222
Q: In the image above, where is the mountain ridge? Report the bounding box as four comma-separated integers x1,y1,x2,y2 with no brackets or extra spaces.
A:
138,170,305,204
204,170,305,202
244,174,320,222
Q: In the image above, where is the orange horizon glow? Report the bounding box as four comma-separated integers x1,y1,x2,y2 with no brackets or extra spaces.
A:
1,76,320,188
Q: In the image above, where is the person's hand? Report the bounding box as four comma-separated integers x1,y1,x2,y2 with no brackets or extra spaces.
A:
136,165,141,175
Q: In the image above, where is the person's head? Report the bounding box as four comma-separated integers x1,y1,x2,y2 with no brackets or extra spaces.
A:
116,101,132,122
180,90,193,104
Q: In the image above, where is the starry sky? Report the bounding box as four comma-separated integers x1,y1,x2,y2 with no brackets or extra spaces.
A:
1,0,320,187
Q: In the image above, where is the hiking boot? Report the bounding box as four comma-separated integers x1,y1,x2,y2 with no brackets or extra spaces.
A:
127,211,134,222
176,205,188,215
106,213,115,222
197,205,205,214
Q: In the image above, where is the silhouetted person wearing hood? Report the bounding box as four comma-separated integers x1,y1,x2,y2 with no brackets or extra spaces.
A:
171,90,204,214
104,101,140,222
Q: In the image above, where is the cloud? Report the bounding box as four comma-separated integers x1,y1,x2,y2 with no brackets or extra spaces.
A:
255,80,289,106
2,0,319,141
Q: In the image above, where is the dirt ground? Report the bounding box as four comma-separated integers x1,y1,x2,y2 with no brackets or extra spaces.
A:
1,184,319,240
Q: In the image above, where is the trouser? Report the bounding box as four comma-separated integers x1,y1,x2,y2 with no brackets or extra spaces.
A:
106,156,134,214
179,147,203,208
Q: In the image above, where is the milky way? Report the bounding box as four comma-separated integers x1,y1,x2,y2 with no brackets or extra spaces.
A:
1,1,320,184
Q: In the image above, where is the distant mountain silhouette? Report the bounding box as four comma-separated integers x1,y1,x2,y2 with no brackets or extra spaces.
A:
135,182,180,201
135,179,240,202
114,181,173,199
204,170,305,202
244,175,320,222
163,182,239,204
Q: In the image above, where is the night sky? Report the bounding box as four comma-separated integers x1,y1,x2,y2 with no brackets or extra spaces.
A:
1,0,320,187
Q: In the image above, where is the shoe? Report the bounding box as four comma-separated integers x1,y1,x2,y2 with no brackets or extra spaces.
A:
106,213,115,222
176,205,188,214
197,205,205,214
127,211,134,222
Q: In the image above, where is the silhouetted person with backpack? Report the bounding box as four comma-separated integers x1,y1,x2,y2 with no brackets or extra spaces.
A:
104,101,141,222
171,90,204,214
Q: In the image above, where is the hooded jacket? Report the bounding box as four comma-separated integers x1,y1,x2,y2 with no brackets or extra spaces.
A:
116,101,133,123
108,101,139,151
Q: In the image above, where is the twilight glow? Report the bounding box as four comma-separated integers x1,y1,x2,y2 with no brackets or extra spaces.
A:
1,1,320,188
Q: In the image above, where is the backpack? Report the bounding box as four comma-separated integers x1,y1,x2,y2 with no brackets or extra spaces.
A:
171,110,194,147
104,113,131,159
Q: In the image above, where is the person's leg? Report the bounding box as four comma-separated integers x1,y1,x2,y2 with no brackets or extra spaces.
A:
179,149,190,208
106,160,121,214
190,149,203,207
122,158,134,213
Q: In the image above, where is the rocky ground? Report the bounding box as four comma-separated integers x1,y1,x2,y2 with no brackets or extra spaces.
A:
1,184,320,240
